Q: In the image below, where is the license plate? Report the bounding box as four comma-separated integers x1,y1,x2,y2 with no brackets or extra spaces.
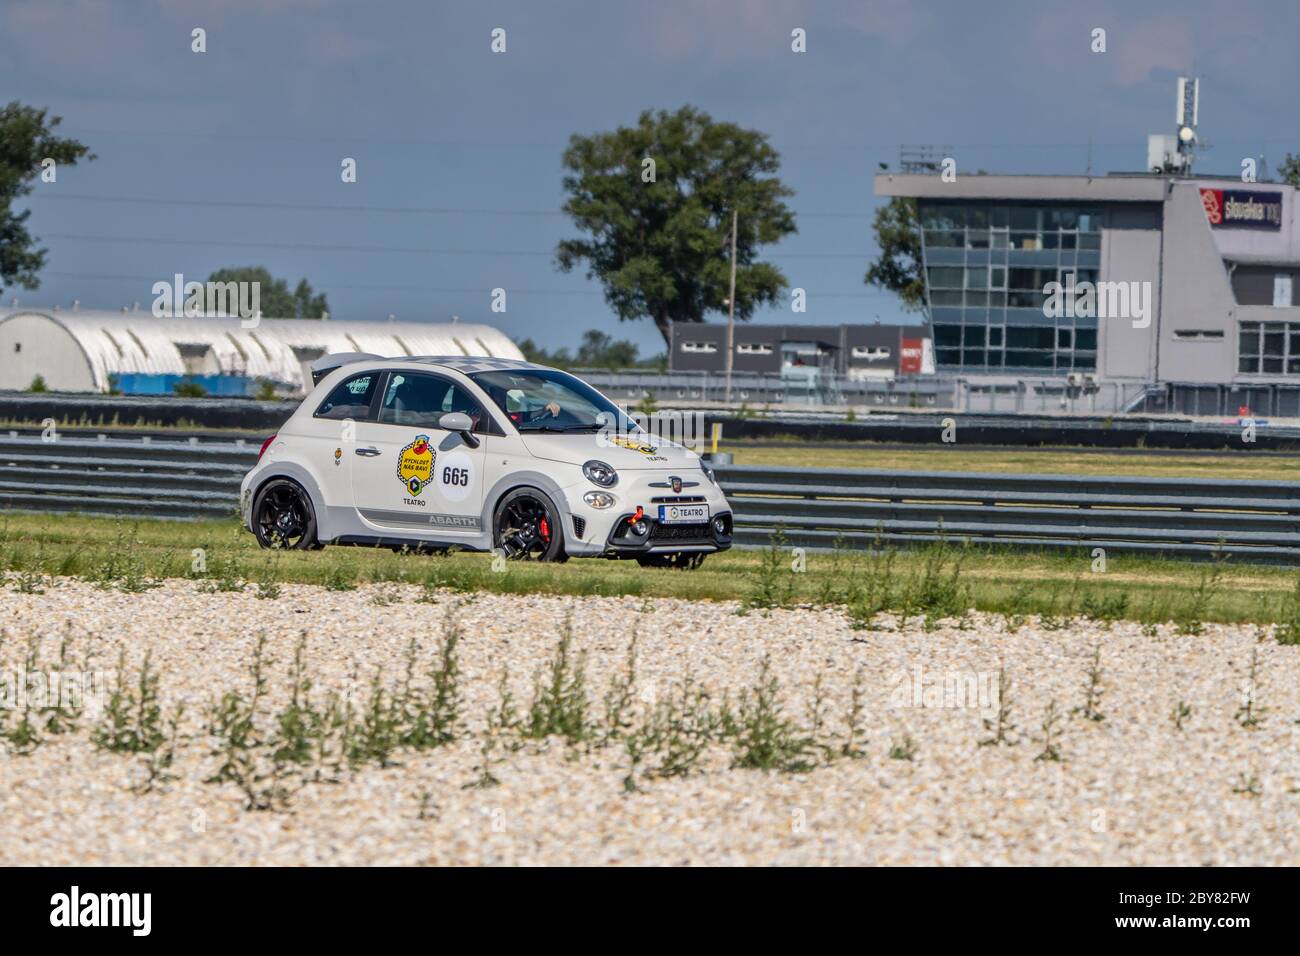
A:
657,504,709,524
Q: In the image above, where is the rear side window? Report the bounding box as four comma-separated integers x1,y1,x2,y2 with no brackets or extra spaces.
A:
378,372,499,434
315,372,378,420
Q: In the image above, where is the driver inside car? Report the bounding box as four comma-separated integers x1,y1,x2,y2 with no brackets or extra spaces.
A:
487,382,562,426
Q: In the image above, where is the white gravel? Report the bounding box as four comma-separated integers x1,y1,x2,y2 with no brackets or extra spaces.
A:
0,577,1297,865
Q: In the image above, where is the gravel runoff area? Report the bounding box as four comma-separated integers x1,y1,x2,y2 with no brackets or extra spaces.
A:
1,578,1298,866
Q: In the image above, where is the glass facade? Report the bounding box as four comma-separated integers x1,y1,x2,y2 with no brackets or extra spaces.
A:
919,202,1102,373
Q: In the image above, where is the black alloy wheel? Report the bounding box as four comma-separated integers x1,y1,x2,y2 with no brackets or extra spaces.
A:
494,488,566,562
252,479,319,550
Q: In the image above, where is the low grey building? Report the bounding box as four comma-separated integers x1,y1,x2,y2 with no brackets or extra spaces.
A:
669,322,932,380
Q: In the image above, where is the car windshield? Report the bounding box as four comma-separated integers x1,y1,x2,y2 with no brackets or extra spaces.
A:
469,368,636,433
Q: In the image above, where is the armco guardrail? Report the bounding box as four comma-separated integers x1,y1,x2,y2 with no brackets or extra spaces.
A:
0,433,255,521
718,464,1300,562
0,434,1296,563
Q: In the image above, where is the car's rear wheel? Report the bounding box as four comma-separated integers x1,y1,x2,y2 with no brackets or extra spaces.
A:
636,552,708,570
252,479,319,550
494,488,566,562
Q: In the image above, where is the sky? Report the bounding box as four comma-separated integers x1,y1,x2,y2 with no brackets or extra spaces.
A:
2,0,1298,358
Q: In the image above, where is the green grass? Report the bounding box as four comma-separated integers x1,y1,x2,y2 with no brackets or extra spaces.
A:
726,441,1300,481
2,511,1299,627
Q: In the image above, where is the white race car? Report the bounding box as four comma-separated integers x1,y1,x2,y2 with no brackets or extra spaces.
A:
240,354,733,568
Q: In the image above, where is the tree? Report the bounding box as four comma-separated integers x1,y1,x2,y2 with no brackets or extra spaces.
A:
516,337,573,367
1279,153,1300,189
575,329,638,368
865,196,925,311
0,102,94,294
517,328,647,370
556,106,796,346
206,267,329,318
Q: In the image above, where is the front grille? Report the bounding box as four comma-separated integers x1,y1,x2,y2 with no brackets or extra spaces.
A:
650,495,707,504
650,522,711,541
572,515,586,538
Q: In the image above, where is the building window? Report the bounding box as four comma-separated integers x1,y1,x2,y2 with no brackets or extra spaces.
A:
1239,321,1300,373
850,345,891,359
924,230,962,248
933,325,961,348
680,342,717,354
1274,274,1294,307
736,343,773,355
927,267,963,288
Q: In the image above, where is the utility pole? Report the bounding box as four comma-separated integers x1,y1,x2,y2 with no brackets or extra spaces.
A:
724,208,738,403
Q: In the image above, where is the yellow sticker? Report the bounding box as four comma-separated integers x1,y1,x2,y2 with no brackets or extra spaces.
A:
610,435,659,456
397,434,435,496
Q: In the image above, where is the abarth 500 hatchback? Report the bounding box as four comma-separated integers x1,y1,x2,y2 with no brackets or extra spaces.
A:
240,354,733,568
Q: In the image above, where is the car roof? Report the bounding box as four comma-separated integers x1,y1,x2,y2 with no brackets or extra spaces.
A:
311,353,560,383
402,355,553,374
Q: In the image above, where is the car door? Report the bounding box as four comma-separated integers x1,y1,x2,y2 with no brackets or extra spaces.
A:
303,367,384,518
349,370,488,538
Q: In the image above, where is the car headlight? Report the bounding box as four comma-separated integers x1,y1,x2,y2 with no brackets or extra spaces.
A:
583,491,616,509
583,460,618,487
701,462,717,484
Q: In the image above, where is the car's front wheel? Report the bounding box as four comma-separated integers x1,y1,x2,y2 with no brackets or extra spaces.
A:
494,488,566,562
252,479,319,550
636,552,707,570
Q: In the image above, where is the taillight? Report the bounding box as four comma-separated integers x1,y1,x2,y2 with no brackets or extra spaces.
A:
257,434,277,463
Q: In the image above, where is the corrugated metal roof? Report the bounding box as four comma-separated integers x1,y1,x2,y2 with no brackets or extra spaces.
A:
266,317,520,362
0,309,524,392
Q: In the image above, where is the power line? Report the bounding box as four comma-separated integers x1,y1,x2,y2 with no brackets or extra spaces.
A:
34,193,562,217
69,126,1300,151
40,271,593,296
43,232,873,259
29,192,872,219
40,269,901,298
44,233,551,257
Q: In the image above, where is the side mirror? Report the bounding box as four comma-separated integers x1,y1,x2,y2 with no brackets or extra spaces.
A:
438,411,479,448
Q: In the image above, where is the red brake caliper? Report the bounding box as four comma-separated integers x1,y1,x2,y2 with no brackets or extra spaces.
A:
539,518,550,541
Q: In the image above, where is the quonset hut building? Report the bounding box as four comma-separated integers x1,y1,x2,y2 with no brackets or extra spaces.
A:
0,309,524,395
873,171,1300,415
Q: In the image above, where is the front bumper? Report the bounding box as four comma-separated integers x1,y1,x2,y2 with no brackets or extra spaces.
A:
558,471,733,557
601,508,732,557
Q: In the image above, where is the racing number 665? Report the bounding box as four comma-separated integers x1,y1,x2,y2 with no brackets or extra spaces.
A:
443,466,470,487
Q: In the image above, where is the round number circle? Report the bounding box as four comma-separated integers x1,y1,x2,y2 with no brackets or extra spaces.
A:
438,451,475,503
